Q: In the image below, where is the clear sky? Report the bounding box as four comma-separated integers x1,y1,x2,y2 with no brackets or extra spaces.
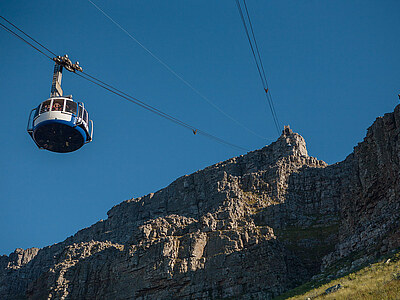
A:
0,0,399,255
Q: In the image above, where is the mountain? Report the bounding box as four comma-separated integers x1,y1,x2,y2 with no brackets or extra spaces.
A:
1,105,400,299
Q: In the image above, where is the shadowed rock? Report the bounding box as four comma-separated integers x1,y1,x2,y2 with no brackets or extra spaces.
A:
1,106,400,299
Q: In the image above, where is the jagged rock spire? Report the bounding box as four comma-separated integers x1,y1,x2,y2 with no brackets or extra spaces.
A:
2,106,400,299
266,125,309,158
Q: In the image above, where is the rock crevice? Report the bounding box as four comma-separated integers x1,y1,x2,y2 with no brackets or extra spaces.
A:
2,107,400,299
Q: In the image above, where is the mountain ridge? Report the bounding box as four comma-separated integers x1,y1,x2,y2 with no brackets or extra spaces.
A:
1,105,400,299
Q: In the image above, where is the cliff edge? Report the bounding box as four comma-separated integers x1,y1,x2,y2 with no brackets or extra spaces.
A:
1,105,400,299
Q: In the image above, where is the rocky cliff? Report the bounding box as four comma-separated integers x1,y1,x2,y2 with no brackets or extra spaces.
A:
1,105,400,299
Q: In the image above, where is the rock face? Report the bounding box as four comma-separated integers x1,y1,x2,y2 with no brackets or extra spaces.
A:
1,106,400,299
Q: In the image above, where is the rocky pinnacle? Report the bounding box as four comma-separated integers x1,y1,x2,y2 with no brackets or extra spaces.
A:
1,106,400,299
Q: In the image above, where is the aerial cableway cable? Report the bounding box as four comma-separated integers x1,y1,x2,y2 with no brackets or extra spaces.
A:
87,0,269,141
0,16,57,57
241,0,280,131
0,16,250,152
236,0,280,133
0,21,53,60
235,0,280,135
75,71,249,151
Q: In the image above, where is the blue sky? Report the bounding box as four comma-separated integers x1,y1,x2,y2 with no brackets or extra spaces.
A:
0,0,399,255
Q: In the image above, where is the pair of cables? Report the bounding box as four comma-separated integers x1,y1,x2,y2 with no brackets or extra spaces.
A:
87,0,269,141
0,16,250,152
235,0,281,135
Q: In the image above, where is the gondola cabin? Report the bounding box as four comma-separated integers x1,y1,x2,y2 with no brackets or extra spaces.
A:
27,55,93,153
27,97,93,153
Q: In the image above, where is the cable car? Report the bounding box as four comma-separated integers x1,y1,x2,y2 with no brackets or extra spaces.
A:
27,55,93,153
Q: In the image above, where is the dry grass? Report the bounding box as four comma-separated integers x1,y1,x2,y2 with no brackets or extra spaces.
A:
280,251,400,300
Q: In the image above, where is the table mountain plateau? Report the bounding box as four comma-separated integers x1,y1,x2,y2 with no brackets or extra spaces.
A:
2,105,400,299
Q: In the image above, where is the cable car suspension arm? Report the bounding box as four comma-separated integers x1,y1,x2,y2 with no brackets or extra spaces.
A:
51,55,82,97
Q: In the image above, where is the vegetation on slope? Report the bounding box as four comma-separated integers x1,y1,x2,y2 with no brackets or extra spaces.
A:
274,249,400,300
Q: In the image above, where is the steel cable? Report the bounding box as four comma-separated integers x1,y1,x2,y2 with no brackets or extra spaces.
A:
236,0,280,134
0,17,250,152
87,0,269,141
